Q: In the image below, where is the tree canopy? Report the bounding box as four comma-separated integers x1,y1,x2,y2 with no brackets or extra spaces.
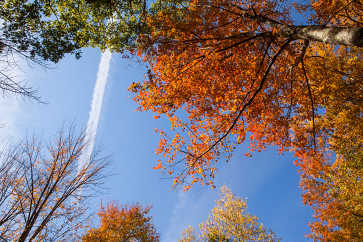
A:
0,0,361,240
82,203,160,242
0,0,150,99
179,186,278,242
128,0,362,240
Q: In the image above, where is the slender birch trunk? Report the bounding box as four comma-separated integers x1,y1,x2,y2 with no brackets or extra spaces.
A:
291,26,362,47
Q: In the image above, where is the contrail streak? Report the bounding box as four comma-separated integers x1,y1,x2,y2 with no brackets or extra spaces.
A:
79,50,112,169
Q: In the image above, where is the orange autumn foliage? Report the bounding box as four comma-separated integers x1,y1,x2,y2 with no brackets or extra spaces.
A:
82,203,159,242
297,43,362,241
129,0,362,241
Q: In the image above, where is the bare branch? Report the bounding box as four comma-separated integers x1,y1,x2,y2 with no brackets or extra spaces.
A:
0,127,108,241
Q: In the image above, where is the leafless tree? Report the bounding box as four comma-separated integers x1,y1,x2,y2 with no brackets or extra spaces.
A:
0,43,41,101
0,127,108,241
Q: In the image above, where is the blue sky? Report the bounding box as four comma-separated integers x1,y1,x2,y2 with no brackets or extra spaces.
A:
0,48,313,241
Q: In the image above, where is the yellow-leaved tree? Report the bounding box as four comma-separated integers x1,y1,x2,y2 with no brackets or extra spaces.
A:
179,186,278,242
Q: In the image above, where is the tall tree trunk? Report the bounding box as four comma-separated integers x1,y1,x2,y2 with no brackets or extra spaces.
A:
246,13,362,47
282,26,362,47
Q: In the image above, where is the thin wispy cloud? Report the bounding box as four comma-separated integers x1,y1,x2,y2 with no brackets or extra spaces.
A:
79,50,112,168
163,188,188,242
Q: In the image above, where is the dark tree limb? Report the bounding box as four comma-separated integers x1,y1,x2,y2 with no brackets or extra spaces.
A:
189,39,292,165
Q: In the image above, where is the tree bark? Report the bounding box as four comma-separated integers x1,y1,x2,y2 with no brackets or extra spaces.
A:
246,13,362,47
283,26,363,47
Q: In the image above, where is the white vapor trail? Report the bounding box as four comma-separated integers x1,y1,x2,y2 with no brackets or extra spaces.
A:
79,50,112,169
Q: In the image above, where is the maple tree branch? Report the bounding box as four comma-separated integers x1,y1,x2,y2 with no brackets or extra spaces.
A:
324,0,355,25
205,2,288,33
344,9,363,24
215,32,270,53
219,53,234,62
178,31,267,75
300,40,317,150
207,2,284,27
175,33,268,67
256,38,273,75
205,15,242,32
180,32,260,44
190,39,292,164
179,54,206,75
206,4,243,17
285,41,309,119
352,212,363,218
244,11,284,28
